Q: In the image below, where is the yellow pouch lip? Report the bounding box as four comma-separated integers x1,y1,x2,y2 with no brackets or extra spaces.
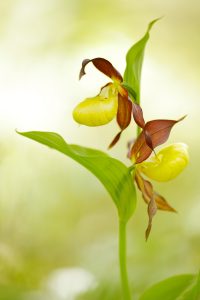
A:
73,94,118,127
137,143,189,182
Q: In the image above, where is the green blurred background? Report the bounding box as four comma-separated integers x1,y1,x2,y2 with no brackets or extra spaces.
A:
0,0,199,299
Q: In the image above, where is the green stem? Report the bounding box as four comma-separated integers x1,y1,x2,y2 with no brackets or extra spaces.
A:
136,95,141,138
119,220,131,300
137,125,142,137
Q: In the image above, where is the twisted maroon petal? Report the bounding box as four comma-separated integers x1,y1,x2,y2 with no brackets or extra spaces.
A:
130,116,186,163
79,58,123,81
109,94,132,149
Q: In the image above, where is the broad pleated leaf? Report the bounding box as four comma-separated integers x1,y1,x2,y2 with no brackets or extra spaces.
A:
139,273,200,300
123,18,161,102
17,131,136,222
79,57,122,81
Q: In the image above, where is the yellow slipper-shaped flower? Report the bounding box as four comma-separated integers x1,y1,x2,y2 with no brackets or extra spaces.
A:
73,95,118,126
138,143,189,182
73,83,118,126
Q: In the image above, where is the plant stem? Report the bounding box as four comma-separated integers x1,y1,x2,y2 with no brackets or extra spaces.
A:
136,96,141,138
119,220,131,300
137,125,141,137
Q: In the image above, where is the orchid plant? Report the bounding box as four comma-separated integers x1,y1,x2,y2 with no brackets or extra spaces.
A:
17,19,199,300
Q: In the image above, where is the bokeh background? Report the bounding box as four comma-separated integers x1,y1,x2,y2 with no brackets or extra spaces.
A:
0,0,199,299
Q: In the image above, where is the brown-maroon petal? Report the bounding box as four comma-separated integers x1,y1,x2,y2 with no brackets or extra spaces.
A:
135,171,176,240
79,57,123,82
146,195,157,241
117,94,132,131
108,94,132,149
108,132,122,149
135,172,176,212
144,129,154,152
130,116,186,163
154,192,177,212
144,116,186,149
135,171,152,204
132,103,145,129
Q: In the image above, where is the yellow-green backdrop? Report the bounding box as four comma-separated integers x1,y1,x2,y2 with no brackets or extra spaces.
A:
0,0,199,299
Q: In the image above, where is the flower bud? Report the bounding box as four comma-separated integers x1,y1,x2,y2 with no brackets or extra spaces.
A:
138,143,189,182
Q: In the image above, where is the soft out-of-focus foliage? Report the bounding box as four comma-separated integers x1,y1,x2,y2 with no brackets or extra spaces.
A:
139,273,200,300
0,0,200,299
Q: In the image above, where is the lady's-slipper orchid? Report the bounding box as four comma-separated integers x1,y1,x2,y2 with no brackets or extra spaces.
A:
128,117,189,240
73,57,145,148
72,57,189,240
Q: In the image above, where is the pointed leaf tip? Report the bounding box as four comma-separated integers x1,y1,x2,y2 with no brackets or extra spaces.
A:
147,17,163,32
124,18,161,101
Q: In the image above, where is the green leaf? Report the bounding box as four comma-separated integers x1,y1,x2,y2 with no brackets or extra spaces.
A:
123,18,161,102
139,273,200,300
121,82,137,102
17,131,137,222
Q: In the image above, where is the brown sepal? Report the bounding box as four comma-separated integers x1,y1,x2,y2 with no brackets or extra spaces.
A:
79,59,91,79
79,57,123,81
154,192,177,212
135,172,152,204
135,172,176,212
108,94,132,149
146,195,157,241
130,116,186,164
108,131,122,149
132,103,145,129
135,172,176,240
117,94,132,131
